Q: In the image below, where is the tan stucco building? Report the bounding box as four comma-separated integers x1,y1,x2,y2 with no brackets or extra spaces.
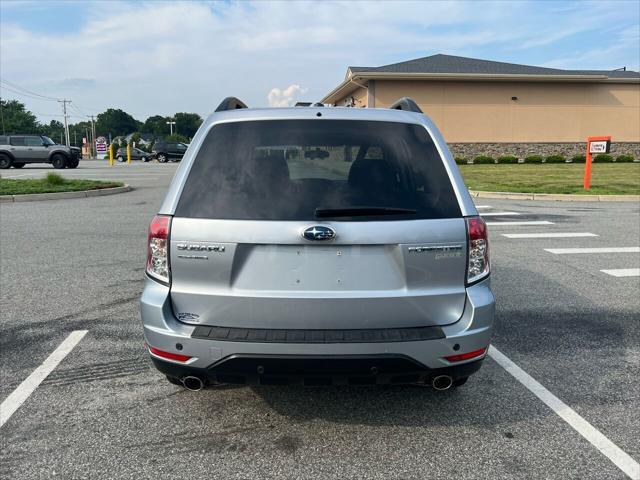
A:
322,54,640,157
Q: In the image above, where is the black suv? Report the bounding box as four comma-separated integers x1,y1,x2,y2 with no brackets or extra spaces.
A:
151,141,188,163
0,135,80,169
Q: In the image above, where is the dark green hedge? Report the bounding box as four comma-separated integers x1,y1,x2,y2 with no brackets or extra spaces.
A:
593,153,614,163
524,155,543,164
497,155,518,164
545,155,566,164
571,155,586,163
473,155,495,164
616,155,635,163
455,157,468,165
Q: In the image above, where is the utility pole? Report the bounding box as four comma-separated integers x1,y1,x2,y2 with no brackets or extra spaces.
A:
59,99,71,146
89,115,96,158
166,120,176,136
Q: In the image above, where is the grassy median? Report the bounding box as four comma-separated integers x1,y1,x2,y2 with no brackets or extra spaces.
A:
459,163,640,195
0,173,123,196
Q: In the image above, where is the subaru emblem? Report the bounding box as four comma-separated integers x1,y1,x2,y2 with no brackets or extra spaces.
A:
302,225,336,241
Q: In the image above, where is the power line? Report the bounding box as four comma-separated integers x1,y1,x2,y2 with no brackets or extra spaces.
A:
0,78,61,101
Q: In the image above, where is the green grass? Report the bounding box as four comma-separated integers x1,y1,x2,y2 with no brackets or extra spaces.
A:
459,163,640,195
0,175,123,195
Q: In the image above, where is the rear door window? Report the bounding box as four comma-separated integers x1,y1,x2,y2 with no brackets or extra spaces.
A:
175,120,461,221
10,136,26,146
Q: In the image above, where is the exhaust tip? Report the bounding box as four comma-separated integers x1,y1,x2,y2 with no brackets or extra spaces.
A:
182,376,205,391
432,375,453,391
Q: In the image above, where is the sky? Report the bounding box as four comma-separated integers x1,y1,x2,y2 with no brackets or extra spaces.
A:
1,0,639,124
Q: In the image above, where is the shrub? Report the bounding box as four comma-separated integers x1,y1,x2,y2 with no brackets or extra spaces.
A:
473,155,495,164
593,153,613,163
454,157,468,165
524,155,543,164
545,155,566,164
616,154,635,163
45,172,65,185
497,155,518,164
570,154,586,163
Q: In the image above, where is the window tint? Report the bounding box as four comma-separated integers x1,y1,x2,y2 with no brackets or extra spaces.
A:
0,136,7,144
25,136,44,146
10,136,26,146
176,120,461,221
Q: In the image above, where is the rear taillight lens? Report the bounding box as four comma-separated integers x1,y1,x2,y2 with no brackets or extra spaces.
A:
466,216,489,284
146,215,171,284
443,347,487,363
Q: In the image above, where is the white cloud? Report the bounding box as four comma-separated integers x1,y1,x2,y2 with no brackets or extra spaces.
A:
0,0,638,122
267,84,308,107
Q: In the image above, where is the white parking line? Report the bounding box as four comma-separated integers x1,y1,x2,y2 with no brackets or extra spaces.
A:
486,221,554,226
489,346,640,479
600,268,640,277
502,232,598,239
475,205,492,209
480,211,521,216
0,330,87,428
545,247,640,254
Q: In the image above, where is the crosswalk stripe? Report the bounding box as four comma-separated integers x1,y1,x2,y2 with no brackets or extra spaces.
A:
486,221,554,226
502,233,598,239
480,212,521,216
600,268,640,277
545,247,640,254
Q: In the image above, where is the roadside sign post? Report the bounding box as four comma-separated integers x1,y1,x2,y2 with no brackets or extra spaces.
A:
109,144,114,166
127,144,131,164
584,136,611,190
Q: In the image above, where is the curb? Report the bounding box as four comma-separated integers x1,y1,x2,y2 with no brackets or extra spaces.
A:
0,184,132,203
469,190,640,202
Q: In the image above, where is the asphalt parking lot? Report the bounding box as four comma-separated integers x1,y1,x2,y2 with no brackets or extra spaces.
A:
1,161,639,479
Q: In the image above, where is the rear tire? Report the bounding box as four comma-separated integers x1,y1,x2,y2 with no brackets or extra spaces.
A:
117,155,124,163
12,162,25,169
157,153,167,163
141,156,148,162
67,159,79,169
0,154,12,169
51,154,67,169
452,377,468,388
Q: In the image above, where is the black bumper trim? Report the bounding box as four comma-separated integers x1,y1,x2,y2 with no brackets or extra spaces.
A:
191,324,445,344
151,354,483,386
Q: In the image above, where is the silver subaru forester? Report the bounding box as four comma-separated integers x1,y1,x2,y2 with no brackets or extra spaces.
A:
140,97,494,391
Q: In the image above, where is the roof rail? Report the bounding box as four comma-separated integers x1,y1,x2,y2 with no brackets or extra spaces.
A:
215,97,248,112
389,97,422,113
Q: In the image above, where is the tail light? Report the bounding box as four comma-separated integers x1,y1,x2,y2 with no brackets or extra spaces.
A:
443,347,487,363
148,345,191,363
466,216,490,284
146,215,171,284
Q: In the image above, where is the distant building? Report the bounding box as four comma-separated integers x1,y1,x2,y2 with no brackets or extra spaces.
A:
322,54,640,158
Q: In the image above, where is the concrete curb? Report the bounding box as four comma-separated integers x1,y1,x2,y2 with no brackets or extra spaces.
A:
469,190,640,202
0,184,132,203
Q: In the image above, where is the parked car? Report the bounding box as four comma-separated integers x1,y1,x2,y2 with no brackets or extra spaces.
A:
151,141,188,162
116,147,150,162
141,97,494,392
0,135,80,169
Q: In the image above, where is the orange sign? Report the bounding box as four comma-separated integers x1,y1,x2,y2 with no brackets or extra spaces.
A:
584,136,611,190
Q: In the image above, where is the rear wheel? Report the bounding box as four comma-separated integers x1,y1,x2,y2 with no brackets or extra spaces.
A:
51,154,67,169
67,159,79,169
12,162,25,169
157,153,167,163
0,154,12,169
116,155,125,162
141,156,148,162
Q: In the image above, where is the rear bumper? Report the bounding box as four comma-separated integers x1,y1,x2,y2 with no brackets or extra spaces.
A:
141,277,494,381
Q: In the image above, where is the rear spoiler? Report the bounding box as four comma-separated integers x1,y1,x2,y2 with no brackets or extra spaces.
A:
215,97,248,112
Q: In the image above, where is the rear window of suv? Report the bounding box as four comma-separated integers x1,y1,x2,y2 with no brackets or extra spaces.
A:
175,120,461,221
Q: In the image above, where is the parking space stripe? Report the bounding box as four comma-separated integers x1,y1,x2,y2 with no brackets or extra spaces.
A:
480,211,521,216
489,346,640,479
0,330,87,428
502,233,598,239
600,268,640,277
486,221,554,226
475,205,492,209
545,247,640,254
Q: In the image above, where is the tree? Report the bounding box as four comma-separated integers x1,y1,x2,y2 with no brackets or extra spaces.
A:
0,99,39,134
173,112,203,139
39,120,65,143
95,108,140,137
142,115,169,135
165,133,190,143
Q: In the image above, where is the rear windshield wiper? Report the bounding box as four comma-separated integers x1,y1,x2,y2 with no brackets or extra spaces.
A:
315,206,418,218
